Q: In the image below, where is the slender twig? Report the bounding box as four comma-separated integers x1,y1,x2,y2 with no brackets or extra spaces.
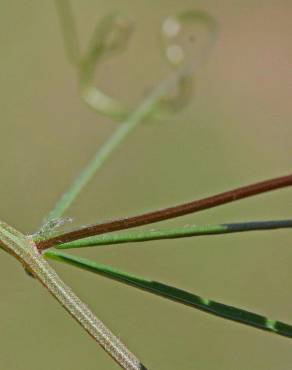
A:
42,66,194,225
49,1,219,226
46,250,292,340
55,219,292,249
38,173,292,250
0,221,146,370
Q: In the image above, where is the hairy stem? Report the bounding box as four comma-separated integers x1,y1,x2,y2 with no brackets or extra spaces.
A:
0,221,146,370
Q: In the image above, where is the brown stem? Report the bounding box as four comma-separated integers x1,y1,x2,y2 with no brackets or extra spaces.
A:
37,173,292,250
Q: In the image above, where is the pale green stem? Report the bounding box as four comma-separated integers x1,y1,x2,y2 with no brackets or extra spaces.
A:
0,221,146,370
43,72,185,224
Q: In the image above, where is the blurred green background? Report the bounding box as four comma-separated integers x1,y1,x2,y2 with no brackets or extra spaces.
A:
0,1,292,369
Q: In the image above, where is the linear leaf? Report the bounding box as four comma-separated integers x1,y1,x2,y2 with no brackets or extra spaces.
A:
45,250,292,339
38,174,292,250
55,219,292,249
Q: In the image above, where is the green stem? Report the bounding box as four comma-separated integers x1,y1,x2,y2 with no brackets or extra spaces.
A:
55,219,292,249
46,250,292,340
0,221,146,370
43,72,186,224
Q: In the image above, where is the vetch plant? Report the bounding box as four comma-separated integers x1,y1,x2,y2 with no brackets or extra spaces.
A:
1,2,291,369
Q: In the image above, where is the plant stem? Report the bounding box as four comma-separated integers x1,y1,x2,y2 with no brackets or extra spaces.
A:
0,221,146,370
45,85,162,222
54,219,292,249
38,173,292,250
43,68,187,225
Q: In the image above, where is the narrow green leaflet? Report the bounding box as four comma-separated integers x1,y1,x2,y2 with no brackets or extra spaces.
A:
55,219,292,249
45,250,292,339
